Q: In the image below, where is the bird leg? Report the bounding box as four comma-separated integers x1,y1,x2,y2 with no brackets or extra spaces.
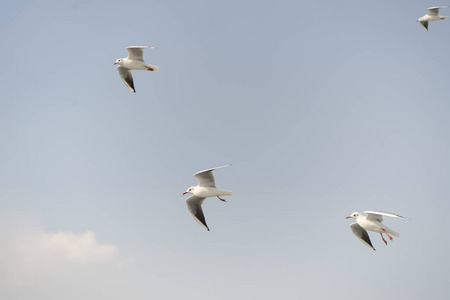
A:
146,67,154,71
382,229,394,241
380,233,388,245
217,196,226,202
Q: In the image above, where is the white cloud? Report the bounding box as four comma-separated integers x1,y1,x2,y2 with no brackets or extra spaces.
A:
0,213,231,300
11,230,126,272
0,216,144,300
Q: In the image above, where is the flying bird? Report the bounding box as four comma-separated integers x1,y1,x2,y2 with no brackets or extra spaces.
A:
183,165,233,231
346,211,406,251
114,46,159,93
417,6,448,31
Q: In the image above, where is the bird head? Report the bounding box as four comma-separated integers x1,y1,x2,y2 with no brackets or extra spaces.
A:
183,186,195,195
114,58,123,65
346,212,360,219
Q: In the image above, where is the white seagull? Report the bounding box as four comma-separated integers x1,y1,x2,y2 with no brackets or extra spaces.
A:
346,211,406,251
114,46,159,93
417,6,448,31
183,165,233,231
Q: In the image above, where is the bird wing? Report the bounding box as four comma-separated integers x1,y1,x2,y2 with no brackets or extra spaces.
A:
117,66,135,92
365,211,406,222
420,21,429,31
186,195,209,231
193,164,231,188
126,46,156,61
350,223,376,251
428,6,447,16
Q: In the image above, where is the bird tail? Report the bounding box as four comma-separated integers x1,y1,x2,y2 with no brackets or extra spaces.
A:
220,190,233,196
384,226,399,237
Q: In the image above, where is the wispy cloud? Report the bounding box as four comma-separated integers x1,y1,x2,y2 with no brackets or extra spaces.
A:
9,230,128,273
0,216,144,300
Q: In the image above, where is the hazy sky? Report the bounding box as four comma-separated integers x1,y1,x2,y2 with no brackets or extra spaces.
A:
1,0,450,299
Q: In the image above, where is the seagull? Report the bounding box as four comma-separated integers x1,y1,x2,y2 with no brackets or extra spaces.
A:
183,165,233,231
114,46,159,93
346,211,406,251
417,6,449,31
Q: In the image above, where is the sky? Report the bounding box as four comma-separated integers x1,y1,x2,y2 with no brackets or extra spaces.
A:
1,0,450,299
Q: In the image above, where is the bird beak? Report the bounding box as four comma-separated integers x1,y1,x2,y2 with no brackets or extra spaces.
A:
114,62,118,65
346,216,351,219
183,192,188,195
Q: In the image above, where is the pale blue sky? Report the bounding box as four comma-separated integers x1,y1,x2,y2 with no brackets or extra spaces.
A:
1,0,450,299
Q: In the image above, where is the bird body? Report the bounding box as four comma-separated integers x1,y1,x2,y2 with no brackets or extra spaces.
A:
186,186,233,198
419,14,448,22
353,213,399,237
118,58,159,71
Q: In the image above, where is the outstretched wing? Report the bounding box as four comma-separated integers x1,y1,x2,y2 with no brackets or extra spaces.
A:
365,211,406,222
186,195,209,231
193,164,231,188
428,6,447,16
350,223,376,251
117,66,135,92
420,21,429,31
126,46,156,61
